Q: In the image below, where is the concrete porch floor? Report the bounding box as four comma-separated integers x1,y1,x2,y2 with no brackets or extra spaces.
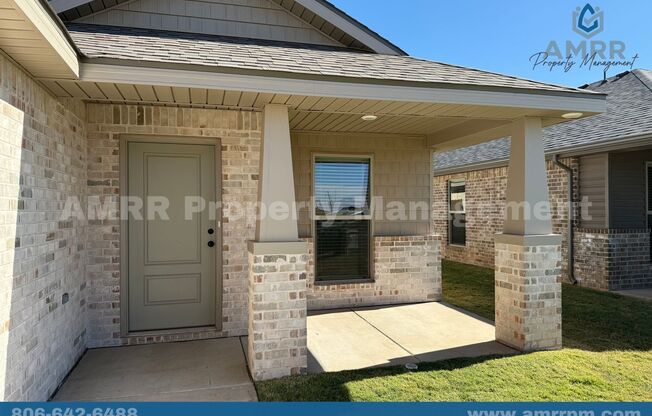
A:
54,302,515,401
53,337,257,402
308,302,517,373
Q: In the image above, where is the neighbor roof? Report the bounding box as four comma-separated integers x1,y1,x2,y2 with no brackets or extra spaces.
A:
67,23,596,95
433,69,652,173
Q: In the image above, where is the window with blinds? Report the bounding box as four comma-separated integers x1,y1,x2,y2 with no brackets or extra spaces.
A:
314,156,371,281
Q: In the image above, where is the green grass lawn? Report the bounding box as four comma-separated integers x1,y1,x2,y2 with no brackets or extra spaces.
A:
256,260,652,401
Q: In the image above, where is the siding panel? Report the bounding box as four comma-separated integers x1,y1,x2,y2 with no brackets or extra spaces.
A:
608,150,652,229
579,154,608,229
292,133,431,238
76,0,343,46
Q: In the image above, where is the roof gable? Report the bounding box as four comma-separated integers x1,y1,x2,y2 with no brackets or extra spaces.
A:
50,0,405,54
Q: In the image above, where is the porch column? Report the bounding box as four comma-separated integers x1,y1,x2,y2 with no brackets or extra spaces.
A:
247,104,308,380
495,117,562,351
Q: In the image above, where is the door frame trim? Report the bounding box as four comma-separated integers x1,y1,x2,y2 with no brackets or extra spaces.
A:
119,134,223,336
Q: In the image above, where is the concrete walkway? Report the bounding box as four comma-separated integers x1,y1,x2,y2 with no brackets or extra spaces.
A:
308,302,517,373
53,337,257,402
615,288,652,302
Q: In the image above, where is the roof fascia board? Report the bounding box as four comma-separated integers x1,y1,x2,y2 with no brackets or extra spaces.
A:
49,0,92,13
77,62,607,113
15,0,79,78
293,0,405,55
433,133,652,175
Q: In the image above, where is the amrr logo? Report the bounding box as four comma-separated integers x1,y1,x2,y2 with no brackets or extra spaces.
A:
573,4,604,39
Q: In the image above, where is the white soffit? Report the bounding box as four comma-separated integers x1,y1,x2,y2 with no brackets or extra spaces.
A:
0,0,78,78
79,63,608,114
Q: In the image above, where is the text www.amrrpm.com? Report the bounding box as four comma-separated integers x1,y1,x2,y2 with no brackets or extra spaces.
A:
467,411,641,416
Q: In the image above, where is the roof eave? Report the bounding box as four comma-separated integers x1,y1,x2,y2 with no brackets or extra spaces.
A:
0,0,80,79
76,58,607,114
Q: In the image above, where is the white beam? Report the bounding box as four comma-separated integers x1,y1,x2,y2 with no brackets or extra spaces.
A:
427,120,511,150
76,63,608,114
256,105,299,242
503,117,553,236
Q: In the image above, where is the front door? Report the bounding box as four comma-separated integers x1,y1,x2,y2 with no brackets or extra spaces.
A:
127,142,218,332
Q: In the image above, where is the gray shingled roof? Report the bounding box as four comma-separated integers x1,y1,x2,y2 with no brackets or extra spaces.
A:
66,23,594,94
434,69,652,173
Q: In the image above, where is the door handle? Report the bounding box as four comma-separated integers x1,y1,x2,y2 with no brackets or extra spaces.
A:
207,241,215,248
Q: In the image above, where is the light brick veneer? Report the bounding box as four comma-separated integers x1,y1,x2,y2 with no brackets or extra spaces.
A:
495,239,562,351
247,247,308,380
0,55,88,400
85,103,261,347
305,235,442,310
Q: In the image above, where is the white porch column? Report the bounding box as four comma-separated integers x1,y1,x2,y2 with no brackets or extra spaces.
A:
495,117,562,351
247,104,308,380
256,104,299,242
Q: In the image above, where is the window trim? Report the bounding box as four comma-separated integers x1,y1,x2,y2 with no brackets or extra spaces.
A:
448,178,467,247
312,152,374,282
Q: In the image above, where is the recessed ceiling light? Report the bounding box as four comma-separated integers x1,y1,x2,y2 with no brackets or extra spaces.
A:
561,112,583,119
361,114,378,121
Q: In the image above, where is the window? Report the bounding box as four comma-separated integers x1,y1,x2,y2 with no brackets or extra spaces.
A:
449,179,466,246
314,156,371,281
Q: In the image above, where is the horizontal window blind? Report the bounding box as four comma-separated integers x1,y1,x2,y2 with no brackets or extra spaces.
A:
314,160,370,216
314,157,371,281
315,220,370,280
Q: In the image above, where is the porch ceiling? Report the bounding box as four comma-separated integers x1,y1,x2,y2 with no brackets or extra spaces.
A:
41,79,586,139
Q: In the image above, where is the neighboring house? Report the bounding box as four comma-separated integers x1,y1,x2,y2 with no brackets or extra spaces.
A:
0,0,606,401
434,69,652,292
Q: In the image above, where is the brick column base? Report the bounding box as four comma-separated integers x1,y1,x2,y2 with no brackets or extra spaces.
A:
247,241,308,381
495,234,562,351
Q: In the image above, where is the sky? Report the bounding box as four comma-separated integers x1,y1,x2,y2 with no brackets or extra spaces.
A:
330,0,651,88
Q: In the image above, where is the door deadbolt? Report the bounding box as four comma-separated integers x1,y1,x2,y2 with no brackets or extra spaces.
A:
208,228,215,235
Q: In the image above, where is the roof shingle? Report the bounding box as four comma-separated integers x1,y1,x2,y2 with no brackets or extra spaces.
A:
434,69,652,172
67,23,594,95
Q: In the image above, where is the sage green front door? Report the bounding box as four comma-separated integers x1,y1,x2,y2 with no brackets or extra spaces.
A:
128,142,218,332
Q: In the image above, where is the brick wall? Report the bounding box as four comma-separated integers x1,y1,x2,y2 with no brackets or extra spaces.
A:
574,229,652,290
0,54,88,400
495,240,562,351
304,235,441,310
84,103,261,347
433,158,578,281
247,249,308,380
